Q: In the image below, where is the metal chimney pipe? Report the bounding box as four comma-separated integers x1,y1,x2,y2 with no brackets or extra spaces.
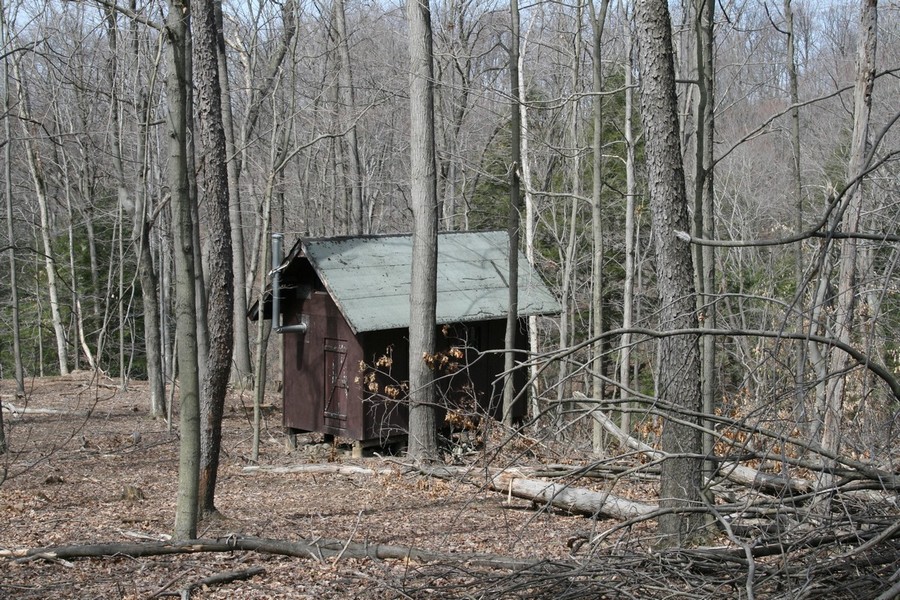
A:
271,233,308,334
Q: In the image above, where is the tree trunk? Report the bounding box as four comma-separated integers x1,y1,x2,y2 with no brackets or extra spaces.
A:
333,0,365,235
2,18,25,400
166,0,202,540
406,0,439,462
133,88,167,419
216,2,252,391
589,0,610,453
692,0,716,484
518,23,540,421
619,19,637,435
195,0,235,516
502,0,523,428
820,0,877,488
634,0,704,546
784,0,807,428
13,59,69,377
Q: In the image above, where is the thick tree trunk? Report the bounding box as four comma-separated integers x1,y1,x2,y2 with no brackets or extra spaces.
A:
406,0,439,462
634,0,704,546
334,0,365,235
194,0,235,516
820,0,877,488
166,0,202,540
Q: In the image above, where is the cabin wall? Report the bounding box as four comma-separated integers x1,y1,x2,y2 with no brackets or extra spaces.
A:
282,289,365,439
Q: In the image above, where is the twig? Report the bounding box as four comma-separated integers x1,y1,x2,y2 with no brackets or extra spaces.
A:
161,566,265,598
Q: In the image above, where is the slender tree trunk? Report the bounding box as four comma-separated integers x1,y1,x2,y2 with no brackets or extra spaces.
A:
406,0,439,462
13,59,69,376
216,2,252,390
518,23,541,421
1,8,19,449
132,84,167,418
195,0,235,516
820,0,877,488
503,0,522,428
589,0,610,453
619,18,636,435
634,0,704,546
166,0,202,540
692,0,716,482
555,3,584,433
784,0,807,427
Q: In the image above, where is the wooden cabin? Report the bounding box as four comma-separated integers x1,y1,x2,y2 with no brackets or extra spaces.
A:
251,230,559,445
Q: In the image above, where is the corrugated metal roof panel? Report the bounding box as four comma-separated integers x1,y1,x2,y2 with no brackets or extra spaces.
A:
301,231,559,333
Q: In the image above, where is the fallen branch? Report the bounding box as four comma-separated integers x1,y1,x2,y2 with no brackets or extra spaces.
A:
159,566,265,599
574,395,811,495
1,402,89,417
243,464,400,477
0,535,544,571
423,465,656,520
246,459,656,520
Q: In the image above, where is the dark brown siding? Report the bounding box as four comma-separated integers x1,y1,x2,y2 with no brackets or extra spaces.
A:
282,289,364,439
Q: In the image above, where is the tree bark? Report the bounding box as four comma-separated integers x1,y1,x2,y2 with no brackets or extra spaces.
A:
2,10,24,402
194,0,235,516
165,0,202,540
502,0,522,427
333,0,365,235
692,0,716,486
589,0,610,453
406,0,439,462
216,2,252,390
634,0,704,546
619,18,637,435
820,0,877,488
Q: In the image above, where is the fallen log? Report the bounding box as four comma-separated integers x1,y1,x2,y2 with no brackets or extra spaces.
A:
424,465,657,520
1,402,90,418
245,460,657,520
574,395,811,495
0,535,545,571
243,464,400,477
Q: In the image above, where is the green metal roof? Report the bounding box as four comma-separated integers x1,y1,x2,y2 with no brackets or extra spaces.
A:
299,231,559,334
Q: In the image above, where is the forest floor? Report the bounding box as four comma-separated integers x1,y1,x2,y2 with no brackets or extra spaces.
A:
3,374,899,599
0,373,648,599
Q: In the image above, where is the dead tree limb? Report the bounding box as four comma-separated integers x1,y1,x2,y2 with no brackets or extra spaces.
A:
422,465,657,519
574,395,811,495
159,566,266,599
242,464,400,476
0,535,544,571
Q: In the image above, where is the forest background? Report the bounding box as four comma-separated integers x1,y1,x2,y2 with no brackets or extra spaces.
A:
1,0,899,595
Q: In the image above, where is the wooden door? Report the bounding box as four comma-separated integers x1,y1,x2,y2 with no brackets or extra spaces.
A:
323,338,349,431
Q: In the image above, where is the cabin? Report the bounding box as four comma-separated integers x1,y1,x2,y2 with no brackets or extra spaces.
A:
251,230,559,447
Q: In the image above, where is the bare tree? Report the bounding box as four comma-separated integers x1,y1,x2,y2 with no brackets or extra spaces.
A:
406,0,439,462
194,0,234,516
820,0,877,487
12,56,69,377
165,0,202,540
634,0,704,545
1,2,24,402
502,0,523,427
